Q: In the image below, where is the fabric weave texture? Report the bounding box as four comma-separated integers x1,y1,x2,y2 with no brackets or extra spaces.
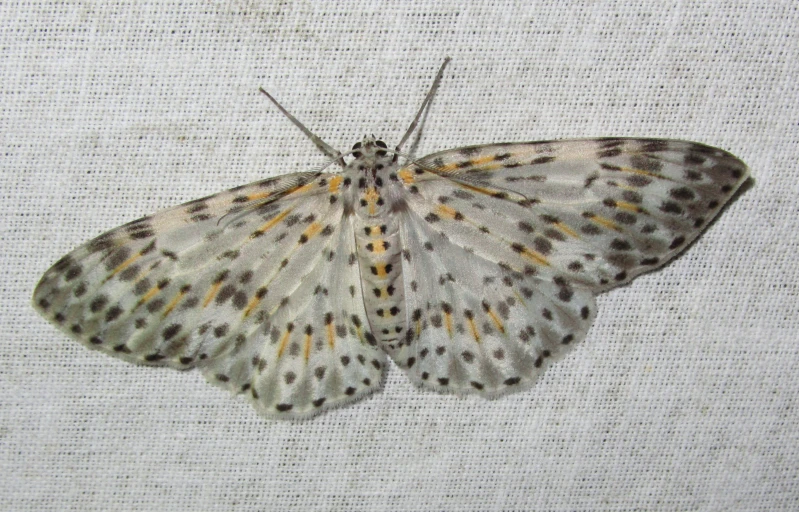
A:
1,1,796,510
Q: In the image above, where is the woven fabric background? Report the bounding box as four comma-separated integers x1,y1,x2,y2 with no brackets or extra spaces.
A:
2,1,796,510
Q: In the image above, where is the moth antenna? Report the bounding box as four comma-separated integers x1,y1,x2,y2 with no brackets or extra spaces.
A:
395,57,451,156
259,88,346,168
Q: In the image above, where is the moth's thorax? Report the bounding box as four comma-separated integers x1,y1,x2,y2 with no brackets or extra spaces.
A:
346,136,400,219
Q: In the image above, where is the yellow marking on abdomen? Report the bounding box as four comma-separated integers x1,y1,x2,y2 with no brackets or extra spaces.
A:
370,240,387,254
372,263,391,278
363,187,381,215
444,311,453,337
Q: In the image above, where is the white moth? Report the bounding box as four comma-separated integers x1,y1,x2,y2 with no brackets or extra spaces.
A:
33,59,749,419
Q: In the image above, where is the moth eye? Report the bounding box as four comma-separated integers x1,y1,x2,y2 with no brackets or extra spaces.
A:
375,140,387,149
352,142,362,151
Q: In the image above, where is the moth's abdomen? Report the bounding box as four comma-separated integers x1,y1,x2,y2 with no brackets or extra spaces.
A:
354,216,407,355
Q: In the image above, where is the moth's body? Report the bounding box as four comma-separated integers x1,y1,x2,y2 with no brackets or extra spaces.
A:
348,138,409,355
32,60,749,419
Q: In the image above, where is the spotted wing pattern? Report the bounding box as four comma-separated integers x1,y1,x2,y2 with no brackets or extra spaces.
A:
393,138,748,394
33,171,385,419
395,208,595,394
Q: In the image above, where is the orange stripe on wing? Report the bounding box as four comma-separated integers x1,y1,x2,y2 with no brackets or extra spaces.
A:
203,281,223,308
277,325,293,358
107,253,141,280
253,209,292,237
162,288,188,317
466,315,481,343
328,175,343,193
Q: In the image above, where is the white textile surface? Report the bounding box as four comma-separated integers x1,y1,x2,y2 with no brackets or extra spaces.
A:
2,1,796,510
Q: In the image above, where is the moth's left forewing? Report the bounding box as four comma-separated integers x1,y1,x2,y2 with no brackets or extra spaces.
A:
416,138,749,292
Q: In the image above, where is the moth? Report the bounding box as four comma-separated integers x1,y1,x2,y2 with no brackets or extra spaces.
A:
33,59,749,419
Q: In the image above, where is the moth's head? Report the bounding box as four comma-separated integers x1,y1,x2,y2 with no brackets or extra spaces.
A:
351,136,393,173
